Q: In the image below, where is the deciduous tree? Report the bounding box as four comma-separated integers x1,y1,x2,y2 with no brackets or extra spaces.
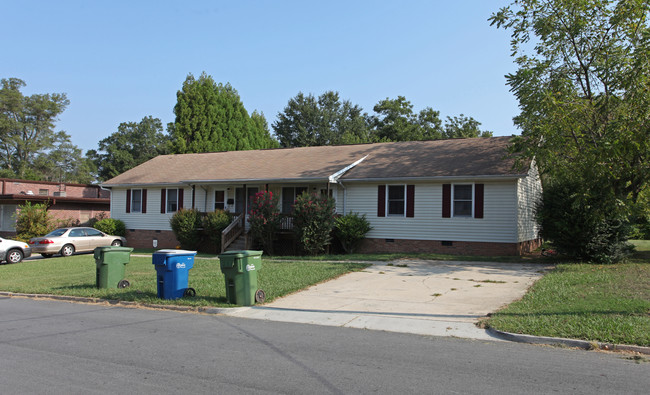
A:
491,0,650,261
273,91,370,147
91,116,168,181
0,78,70,178
490,0,650,202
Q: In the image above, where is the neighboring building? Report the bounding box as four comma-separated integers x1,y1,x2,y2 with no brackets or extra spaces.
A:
0,179,110,237
101,137,542,255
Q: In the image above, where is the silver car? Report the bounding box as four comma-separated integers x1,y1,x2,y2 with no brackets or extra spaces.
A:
0,237,32,264
29,227,127,258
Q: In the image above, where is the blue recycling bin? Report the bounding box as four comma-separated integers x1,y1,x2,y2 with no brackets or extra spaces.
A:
152,249,197,300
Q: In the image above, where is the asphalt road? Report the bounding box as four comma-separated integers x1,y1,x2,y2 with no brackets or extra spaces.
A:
0,297,647,394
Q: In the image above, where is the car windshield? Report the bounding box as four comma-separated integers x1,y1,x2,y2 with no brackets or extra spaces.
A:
44,229,68,237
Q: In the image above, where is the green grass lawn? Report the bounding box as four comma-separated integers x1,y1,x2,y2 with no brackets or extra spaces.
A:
0,254,368,307
486,241,650,346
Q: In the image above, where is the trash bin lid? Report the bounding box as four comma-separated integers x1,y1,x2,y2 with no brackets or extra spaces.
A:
218,250,246,258
154,249,197,255
104,246,134,252
219,250,263,258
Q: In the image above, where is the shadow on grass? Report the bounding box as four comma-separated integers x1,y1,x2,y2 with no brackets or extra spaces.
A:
51,283,230,306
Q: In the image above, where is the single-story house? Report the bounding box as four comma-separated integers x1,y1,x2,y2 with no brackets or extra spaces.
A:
0,179,110,238
102,137,541,255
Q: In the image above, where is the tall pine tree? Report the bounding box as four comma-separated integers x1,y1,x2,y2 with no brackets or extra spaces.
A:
169,72,277,153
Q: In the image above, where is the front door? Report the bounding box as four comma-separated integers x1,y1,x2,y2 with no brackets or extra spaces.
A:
235,187,259,214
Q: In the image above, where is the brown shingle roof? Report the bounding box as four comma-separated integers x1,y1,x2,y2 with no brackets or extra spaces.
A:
102,137,524,187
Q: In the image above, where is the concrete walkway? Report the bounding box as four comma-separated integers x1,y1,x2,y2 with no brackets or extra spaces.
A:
222,260,551,341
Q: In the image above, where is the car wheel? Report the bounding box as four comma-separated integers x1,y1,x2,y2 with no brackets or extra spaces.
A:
40,253,53,258
111,240,122,247
7,249,23,264
61,244,75,257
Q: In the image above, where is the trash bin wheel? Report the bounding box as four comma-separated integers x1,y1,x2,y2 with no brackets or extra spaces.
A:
118,279,130,289
183,288,196,297
255,289,266,303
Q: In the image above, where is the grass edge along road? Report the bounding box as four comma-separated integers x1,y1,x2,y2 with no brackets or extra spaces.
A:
487,240,650,347
2,242,649,347
0,254,368,308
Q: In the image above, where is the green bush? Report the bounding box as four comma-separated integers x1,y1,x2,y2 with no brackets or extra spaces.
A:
537,177,633,264
334,212,372,253
203,210,232,250
170,208,203,250
248,191,281,255
15,202,54,241
93,218,127,237
293,192,336,255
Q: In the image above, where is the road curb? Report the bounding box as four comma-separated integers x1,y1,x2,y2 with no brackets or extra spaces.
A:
0,291,241,314
486,327,650,355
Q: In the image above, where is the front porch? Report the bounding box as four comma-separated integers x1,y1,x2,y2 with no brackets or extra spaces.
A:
219,212,295,252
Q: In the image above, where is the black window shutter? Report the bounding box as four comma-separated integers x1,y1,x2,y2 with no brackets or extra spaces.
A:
178,188,184,209
160,189,166,213
442,184,451,218
406,185,415,218
377,185,386,217
142,189,147,214
126,189,131,213
474,184,484,219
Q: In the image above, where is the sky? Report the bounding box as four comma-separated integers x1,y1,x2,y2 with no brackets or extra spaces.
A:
2,0,519,153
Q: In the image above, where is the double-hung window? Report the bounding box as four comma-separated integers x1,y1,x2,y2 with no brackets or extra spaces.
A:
453,185,473,217
166,189,178,213
160,188,182,214
131,189,142,213
387,185,405,215
442,183,484,219
377,185,415,218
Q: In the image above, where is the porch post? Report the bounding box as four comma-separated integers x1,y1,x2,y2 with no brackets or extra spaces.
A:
243,184,247,215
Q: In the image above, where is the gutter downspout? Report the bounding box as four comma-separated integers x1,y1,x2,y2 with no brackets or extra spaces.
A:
99,185,112,218
337,180,347,214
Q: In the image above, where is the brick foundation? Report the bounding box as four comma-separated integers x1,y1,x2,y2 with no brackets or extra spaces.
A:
126,229,179,249
357,238,542,256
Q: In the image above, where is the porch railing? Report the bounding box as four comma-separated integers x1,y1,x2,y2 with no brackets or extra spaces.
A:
221,213,244,253
279,215,294,231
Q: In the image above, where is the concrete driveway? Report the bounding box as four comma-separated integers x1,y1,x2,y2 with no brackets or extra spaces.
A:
225,260,551,340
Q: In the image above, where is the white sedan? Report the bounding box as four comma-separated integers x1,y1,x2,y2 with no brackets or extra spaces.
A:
0,237,32,264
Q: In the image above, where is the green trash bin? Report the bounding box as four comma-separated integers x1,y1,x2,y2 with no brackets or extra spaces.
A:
218,250,265,306
94,246,134,289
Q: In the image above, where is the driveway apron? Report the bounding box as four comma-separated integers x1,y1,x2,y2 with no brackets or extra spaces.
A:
224,260,550,340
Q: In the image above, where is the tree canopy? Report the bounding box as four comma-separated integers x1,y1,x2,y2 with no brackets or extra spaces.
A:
90,116,169,181
169,73,278,153
490,0,650,202
490,0,650,261
273,91,370,147
0,78,70,178
273,92,492,147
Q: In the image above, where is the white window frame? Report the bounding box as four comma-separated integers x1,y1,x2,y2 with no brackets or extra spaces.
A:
166,188,179,213
452,184,474,218
386,184,406,217
131,189,143,213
